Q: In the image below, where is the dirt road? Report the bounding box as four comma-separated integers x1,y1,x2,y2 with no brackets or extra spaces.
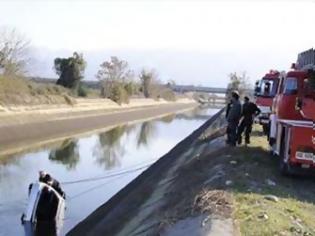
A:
0,103,196,156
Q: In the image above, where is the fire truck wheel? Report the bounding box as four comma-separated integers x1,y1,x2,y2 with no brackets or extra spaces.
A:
279,158,290,176
279,133,291,176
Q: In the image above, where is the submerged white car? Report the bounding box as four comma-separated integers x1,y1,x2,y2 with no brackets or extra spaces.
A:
21,182,65,230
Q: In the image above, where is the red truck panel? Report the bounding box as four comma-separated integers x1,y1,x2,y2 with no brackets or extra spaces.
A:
302,98,315,121
289,125,315,166
256,97,273,107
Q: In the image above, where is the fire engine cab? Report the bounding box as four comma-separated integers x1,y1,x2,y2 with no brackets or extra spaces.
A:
254,70,281,134
270,49,315,175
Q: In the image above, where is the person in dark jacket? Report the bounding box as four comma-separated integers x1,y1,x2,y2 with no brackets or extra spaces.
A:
237,96,261,145
39,171,65,198
225,99,233,143
226,91,242,146
225,99,232,119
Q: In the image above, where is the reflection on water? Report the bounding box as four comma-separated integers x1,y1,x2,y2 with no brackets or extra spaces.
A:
137,122,156,148
93,125,128,169
24,222,59,236
158,114,176,123
49,140,80,170
0,106,218,236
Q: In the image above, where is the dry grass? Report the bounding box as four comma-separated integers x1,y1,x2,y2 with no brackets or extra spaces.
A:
226,126,315,236
0,75,76,106
157,125,315,235
193,189,233,217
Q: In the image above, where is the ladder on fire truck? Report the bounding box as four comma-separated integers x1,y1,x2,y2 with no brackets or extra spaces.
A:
297,48,315,69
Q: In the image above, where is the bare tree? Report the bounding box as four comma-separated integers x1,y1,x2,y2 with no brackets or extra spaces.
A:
0,27,30,76
139,68,158,98
225,71,252,103
96,56,134,98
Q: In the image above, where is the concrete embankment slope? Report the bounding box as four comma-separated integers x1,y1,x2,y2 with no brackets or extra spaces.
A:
68,108,231,236
69,108,315,236
0,98,196,156
0,98,193,126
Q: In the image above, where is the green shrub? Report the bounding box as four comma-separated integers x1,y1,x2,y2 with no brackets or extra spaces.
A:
77,84,88,97
109,83,129,104
160,88,176,101
124,82,135,96
147,84,176,101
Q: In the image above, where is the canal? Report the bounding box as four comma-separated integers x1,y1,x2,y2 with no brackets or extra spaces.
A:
0,106,218,236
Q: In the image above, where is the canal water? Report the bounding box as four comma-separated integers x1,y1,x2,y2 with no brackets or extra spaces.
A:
0,106,218,236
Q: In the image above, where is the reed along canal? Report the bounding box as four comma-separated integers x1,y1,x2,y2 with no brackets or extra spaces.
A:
0,106,219,236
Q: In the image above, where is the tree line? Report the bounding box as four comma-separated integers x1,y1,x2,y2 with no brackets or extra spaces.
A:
1,27,252,104
0,27,175,104
53,53,175,103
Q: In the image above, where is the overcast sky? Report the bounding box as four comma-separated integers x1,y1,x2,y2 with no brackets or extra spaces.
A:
1,0,315,87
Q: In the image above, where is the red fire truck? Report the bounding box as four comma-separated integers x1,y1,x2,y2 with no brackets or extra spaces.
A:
254,70,281,134
270,49,315,175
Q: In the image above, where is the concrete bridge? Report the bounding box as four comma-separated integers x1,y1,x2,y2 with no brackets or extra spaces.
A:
169,85,227,94
30,77,228,94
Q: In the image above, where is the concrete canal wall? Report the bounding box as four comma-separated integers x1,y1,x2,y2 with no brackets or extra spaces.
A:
0,100,197,157
68,108,227,236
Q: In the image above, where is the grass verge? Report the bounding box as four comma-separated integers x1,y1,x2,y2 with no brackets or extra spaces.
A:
0,75,76,106
159,125,315,235
230,126,315,236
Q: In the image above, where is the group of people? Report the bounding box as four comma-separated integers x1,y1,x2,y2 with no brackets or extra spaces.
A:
226,91,261,146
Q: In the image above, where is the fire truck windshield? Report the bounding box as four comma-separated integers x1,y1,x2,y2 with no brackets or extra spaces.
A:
256,78,279,97
283,77,298,95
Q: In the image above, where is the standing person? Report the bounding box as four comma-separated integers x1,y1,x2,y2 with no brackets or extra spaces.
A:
226,91,242,146
39,171,65,198
237,96,261,145
225,99,232,119
225,99,233,144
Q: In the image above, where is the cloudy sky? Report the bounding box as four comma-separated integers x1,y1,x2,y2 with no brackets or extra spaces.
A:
1,0,315,87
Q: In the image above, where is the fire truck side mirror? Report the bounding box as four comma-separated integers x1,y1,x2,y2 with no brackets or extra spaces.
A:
295,97,302,111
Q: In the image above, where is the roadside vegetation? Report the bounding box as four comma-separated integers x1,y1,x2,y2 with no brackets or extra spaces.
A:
0,27,177,106
145,125,315,235
229,128,315,235
0,75,75,106
189,125,315,235
54,52,86,96
225,71,252,103
96,56,176,104
0,27,30,76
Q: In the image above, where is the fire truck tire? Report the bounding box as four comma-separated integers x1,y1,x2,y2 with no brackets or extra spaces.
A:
279,130,291,176
279,158,290,176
